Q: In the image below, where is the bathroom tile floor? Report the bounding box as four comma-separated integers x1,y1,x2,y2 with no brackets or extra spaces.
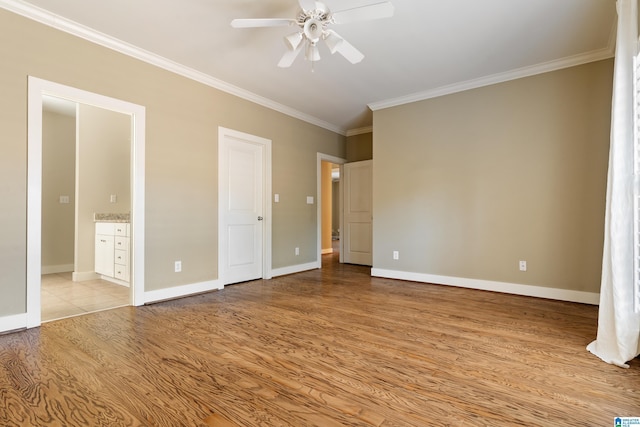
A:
41,272,130,322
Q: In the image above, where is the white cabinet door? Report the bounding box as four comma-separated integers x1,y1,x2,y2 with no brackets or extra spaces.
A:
95,234,115,277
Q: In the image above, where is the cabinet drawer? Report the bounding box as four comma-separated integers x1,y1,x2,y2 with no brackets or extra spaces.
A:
114,264,130,282
115,223,130,237
115,249,128,266
114,236,129,250
96,222,115,235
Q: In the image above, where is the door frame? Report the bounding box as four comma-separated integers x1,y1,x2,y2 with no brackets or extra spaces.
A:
316,153,346,265
27,76,146,328
218,127,272,285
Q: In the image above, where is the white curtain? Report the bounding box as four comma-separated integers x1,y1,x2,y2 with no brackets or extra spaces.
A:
587,0,640,368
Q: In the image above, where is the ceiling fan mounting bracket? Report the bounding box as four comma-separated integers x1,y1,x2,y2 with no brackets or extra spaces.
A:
297,1,330,24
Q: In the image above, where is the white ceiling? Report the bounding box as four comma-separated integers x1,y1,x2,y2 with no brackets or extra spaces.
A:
3,0,616,134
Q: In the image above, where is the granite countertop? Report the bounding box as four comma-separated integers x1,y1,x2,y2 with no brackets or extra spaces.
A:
94,213,130,223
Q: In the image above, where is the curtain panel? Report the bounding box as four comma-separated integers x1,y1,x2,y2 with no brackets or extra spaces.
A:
587,0,640,368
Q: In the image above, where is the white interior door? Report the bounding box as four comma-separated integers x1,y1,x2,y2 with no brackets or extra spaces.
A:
219,128,271,285
343,160,373,266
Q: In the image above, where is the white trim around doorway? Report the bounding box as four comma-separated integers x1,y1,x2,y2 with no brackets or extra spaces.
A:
26,76,146,329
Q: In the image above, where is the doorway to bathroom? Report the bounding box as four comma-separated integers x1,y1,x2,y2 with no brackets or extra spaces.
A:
40,96,132,321
26,77,146,328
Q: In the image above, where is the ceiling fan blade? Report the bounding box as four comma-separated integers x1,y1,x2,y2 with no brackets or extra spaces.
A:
231,18,295,28
278,44,304,68
332,1,394,24
298,0,317,12
334,37,364,64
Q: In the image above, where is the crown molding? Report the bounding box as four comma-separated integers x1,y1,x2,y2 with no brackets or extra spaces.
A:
369,45,615,112
0,0,346,136
346,126,373,137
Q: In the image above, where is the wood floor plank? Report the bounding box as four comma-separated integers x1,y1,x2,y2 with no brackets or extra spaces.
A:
1,253,639,426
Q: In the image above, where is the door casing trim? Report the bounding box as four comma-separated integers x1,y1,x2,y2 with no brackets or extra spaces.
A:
27,76,146,328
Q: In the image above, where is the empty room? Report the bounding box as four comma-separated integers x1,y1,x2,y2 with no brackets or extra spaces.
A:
0,0,639,426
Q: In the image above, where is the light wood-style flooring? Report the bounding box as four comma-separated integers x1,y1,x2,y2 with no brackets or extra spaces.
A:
41,272,130,322
1,253,638,426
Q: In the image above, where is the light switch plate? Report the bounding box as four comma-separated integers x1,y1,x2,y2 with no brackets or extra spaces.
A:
306,196,314,204
274,194,280,203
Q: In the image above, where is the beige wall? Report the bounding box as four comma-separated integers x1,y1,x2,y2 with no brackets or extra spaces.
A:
76,104,131,275
0,8,345,316
42,110,75,270
373,59,613,293
346,132,373,162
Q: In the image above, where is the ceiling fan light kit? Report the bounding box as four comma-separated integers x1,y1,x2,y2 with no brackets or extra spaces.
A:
305,43,321,62
231,0,394,68
323,30,343,54
285,32,304,50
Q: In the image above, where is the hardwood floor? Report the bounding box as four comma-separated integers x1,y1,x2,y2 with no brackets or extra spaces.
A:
1,253,638,426
41,272,130,322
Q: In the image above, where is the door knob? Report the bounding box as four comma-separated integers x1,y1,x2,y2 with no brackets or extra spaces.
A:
257,216,263,221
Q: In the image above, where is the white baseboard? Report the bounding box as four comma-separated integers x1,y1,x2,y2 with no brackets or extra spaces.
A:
144,279,222,304
0,313,27,334
321,248,333,255
371,268,600,305
41,264,73,274
72,271,100,282
271,261,320,277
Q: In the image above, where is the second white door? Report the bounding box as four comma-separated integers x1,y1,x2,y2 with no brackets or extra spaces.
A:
343,160,373,266
219,128,269,285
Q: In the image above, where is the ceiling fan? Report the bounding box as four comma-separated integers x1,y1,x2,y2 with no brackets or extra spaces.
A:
231,0,394,68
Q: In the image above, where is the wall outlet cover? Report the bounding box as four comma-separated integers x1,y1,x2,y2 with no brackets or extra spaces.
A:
519,260,527,272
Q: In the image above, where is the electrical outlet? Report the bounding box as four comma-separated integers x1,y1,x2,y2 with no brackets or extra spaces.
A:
393,250,399,260
295,247,300,256
110,194,117,203
175,260,182,273
519,260,527,272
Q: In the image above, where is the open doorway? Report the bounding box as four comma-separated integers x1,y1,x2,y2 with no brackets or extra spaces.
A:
27,77,146,329
318,154,345,266
41,96,131,322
